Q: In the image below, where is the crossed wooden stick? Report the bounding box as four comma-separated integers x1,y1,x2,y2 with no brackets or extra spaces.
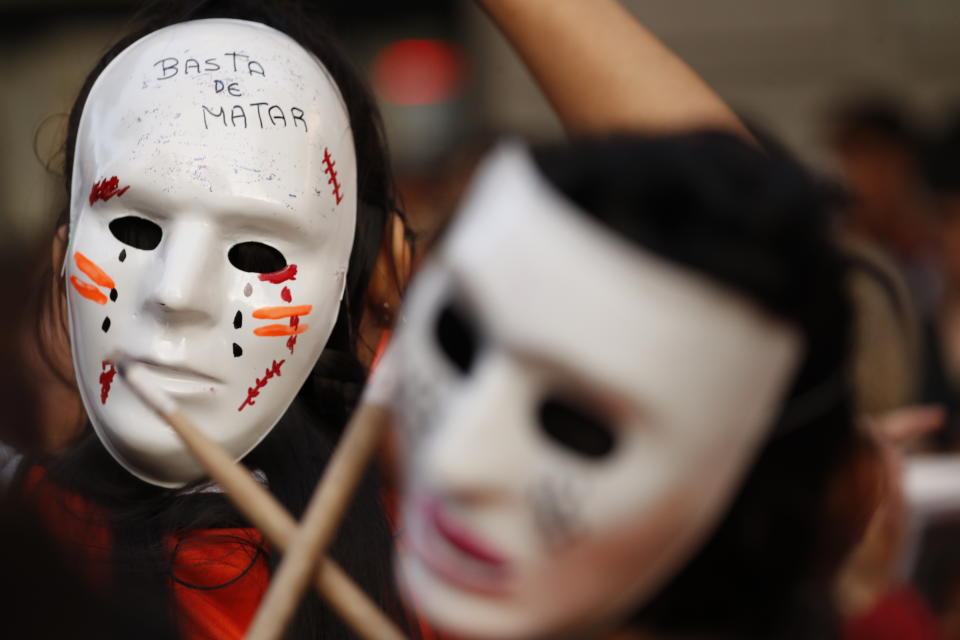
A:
120,361,407,640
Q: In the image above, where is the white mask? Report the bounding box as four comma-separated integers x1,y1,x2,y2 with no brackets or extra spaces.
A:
65,19,357,487
390,145,802,639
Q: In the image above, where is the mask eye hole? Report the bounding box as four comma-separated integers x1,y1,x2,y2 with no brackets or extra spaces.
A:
435,301,478,374
109,216,162,250
228,242,287,274
538,397,616,459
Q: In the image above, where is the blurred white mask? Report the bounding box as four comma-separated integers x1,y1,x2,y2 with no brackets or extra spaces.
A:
390,144,802,639
66,19,357,487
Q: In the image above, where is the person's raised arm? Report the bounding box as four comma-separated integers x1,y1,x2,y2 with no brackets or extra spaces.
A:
476,0,750,138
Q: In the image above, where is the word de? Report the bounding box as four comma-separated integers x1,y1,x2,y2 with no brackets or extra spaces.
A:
202,103,308,131
214,79,242,96
154,52,266,80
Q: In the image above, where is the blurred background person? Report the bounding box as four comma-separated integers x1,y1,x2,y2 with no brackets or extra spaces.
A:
919,112,960,452
834,235,942,640
827,98,938,318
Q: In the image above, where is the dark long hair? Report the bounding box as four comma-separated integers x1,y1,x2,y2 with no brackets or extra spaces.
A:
534,132,863,639
32,2,411,638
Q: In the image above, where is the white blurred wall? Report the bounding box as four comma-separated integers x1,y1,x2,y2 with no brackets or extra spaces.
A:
465,0,960,164
2,1,959,246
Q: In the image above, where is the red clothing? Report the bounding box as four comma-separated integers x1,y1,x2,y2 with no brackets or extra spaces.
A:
26,467,268,640
26,466,440,640
843,586,940,640
171,529,269,639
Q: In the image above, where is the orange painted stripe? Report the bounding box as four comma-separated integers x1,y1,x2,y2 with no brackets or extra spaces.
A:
70,276,108,305
74,252,115,289
251,305,312,320
253,323,310,337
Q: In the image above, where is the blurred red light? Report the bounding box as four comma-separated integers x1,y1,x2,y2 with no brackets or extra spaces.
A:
372,39,464,106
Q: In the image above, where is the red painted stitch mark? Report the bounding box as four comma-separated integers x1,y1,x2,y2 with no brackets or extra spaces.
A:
282,287,296,352
89,177,130,206
259,264,298,284
323,148,343,205
238,359,285,412
286,315,299,354
99,361,117,404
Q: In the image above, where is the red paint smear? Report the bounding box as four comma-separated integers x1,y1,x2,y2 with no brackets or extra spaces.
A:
99,361,117,404
238,359,285,412
287,315,299,354
284,287,296,353
89,177,130,206
323,148,344,205
259,264,297,284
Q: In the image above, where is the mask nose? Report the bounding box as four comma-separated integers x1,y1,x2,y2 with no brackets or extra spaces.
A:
145,220,221,324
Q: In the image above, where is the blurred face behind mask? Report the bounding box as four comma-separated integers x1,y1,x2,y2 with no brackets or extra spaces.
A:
65,19,357,487
389,145,802,639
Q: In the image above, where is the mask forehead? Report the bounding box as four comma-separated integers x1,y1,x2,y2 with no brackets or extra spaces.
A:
439,144,801,424
70,18,356,252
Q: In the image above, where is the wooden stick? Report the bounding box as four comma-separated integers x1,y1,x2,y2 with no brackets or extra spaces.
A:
118,362,405,640
246,402,391,640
